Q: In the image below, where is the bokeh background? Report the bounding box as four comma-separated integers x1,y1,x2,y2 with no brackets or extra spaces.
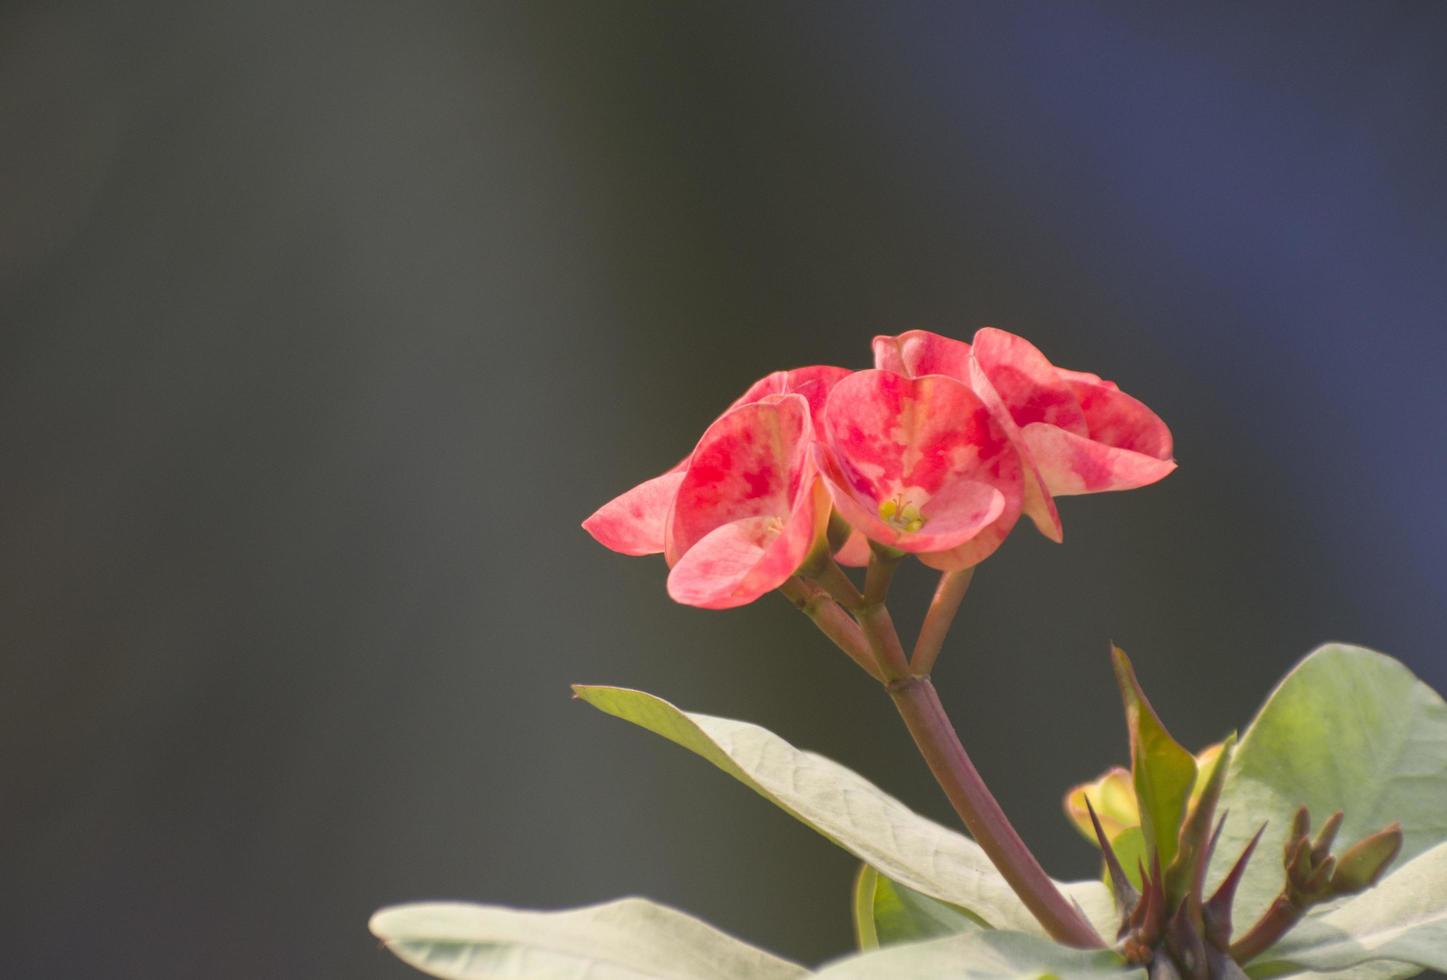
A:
3,2,1445,977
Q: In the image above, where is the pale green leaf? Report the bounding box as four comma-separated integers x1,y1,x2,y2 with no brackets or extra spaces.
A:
815,928,1138,979
369,898,808,980
1211,645,1447,930
574,685,1116,939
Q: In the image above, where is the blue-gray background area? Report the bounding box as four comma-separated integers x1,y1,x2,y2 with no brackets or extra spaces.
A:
2,3,1444,977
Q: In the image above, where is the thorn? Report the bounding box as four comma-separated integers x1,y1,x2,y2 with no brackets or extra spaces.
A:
1138,851,1166,946
1130,857,1152,930
1203,809,1228,871
1203,822,1266,950
1085,795,1139,920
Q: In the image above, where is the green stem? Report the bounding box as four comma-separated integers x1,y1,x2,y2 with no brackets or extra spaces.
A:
887,674,1105,949
911,568,975,675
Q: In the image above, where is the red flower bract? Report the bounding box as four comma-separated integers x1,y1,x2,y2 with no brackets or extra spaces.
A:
969,327,1176,497
584,332,1175,604
665,394,828,609
815,370,1022,571
581,366,848,559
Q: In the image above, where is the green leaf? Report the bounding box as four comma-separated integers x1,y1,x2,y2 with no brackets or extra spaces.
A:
1112,647,1198,871
851,865,880,951
573,685,1116,938
1245,841,1447,976
368,898,808,980
861,865,984,948
815,929,1138,979
1109,827,1147,892
1211,644,1447,930
1165,733,1236,906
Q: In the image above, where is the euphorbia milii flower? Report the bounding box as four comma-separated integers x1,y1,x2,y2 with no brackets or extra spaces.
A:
582,366,847,558
871,329,1064,545
815,369,1023,571
664,394,829,609
969,327,1175,498
872,328,1176,544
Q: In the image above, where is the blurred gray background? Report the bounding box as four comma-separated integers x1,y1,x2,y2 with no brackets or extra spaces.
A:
3,2,1445,977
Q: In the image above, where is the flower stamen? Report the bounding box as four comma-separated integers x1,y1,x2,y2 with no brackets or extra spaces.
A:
878,494,927,533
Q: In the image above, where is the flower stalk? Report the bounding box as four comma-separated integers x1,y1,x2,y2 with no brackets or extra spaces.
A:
778,578,884,683
887,672,1105,949
911,568,974,675
800,551,1105,950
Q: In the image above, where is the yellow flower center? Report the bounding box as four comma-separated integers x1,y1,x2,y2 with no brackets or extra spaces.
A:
878,495,927,533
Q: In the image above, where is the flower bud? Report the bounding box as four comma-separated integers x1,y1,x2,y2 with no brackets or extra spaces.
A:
1330,822,1404,895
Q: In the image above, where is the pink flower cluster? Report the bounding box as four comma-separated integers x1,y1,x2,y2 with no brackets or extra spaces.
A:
584,329,1175,609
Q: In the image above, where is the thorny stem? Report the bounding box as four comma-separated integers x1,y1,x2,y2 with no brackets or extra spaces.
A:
778,578,885,684
1229,897,1302,964
911,568,975,675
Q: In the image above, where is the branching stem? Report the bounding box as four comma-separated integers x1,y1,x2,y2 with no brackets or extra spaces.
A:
779,578,885,683
785,552,1101,948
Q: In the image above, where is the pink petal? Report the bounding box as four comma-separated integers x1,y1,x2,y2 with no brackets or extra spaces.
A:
586,367,844,561
1068,379,1173,460
667,481,828,609
917,509,1019,571
582,467,687,556
968,354,1064,544
725,365,852,427
1057,367,1118,391
872,330,973,382
832,527,873,567
1022,423,1178,495
971,329,1175,500
970,327,1089,435
817,370,1017,555
666,394,814,565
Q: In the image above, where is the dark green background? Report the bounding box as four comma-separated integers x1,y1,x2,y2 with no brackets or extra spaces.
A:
3,3,1445,977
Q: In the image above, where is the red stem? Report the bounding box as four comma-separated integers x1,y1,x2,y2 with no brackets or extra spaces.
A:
887,673,1105,949
911,568,974,675
1229,895,1301,964
779,578,885,683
